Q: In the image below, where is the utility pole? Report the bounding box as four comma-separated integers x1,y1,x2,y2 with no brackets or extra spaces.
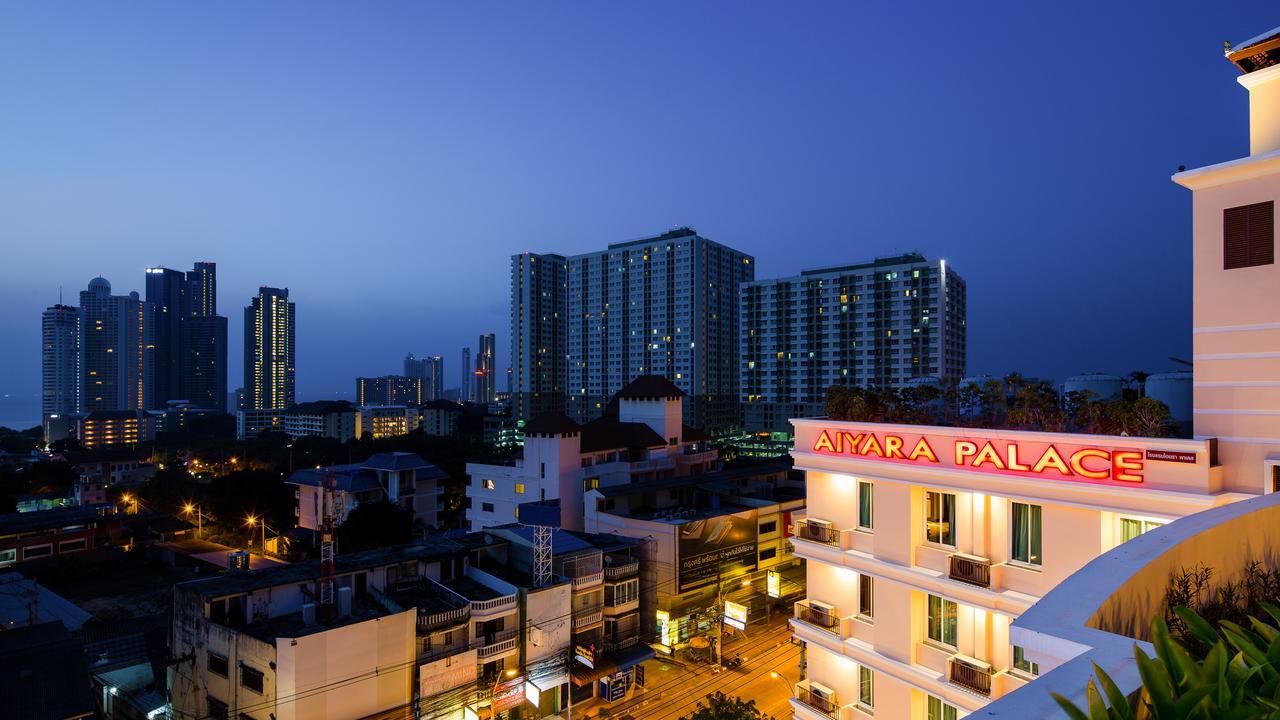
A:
714,571,723,667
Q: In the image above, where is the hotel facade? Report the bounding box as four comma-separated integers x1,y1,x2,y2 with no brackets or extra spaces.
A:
789,27,1280,720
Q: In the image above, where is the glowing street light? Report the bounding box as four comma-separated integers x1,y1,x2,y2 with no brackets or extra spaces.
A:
182,502,203,539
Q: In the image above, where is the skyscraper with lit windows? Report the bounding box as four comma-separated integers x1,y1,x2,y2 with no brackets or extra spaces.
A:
80,277,154,412
510,252,566,422
42,303,82,426
476,332,496,404
243,287,295,410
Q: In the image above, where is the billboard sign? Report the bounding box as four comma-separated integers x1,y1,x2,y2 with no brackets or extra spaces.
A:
724,600,747,631
575,643,595,668
767,570,781,598
493,676,526,712
677,509,758,592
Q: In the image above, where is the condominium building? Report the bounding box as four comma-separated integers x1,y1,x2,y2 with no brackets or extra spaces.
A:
740,254,966,433
146,262,229,412
477,332,497,404
466,376,717,532
235,408,285,440
356,375,424,406
421,400,462,436
564,228,754,433
788,34,1280,718
511,252,567,423
360,405,421,439
79,277,154,412
41,304,82,431
283,400,361,442
405,353,445,401
76,410,155,448
243,287,295,411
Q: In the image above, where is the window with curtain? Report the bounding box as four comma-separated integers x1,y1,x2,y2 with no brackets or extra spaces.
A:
924,491,955,546
858,574,874,618
1011,502,1042,566
858,665,874,708
1013,645,1040,676
928,695,958,720
1120,517,1164,543
926,594,957,647
857,480,874,529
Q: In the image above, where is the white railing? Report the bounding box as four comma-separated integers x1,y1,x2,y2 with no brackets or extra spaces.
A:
471,629,519,660
604,561,639,579
419,605,469,629
471,594,517,614
573,609,603,629
571,570,604,590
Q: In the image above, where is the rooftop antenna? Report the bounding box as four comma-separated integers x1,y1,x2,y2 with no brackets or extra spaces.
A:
533,524,552,587
319,466,339,621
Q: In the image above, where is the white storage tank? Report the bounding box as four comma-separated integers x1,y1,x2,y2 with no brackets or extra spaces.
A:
1061,373,1124,402
1145,371,1193,427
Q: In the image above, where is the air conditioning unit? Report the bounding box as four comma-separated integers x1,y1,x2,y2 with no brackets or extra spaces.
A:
809,681,835,702
806,518,833,540
809,600,835,616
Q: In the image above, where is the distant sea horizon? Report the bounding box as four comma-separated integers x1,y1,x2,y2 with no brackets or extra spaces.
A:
0,394,41,431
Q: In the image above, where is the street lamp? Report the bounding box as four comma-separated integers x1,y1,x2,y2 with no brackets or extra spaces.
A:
245,514,265,554
182,502,203,539
120,493,138,515
769,671,795,697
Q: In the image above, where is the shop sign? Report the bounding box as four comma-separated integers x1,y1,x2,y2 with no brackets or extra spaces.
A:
1146,449,1197,464
493,676,526,712
811,428,1149,485
766,570,781,598
575,643,595,669
723,601,747,631
524,681,541,708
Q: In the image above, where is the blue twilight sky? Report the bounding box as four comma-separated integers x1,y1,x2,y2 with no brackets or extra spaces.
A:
0,2,1273,423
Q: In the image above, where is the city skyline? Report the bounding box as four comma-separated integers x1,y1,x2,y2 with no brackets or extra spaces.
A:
2,4,1276,426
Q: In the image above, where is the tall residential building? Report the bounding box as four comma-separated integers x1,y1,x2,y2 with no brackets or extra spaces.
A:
460,346,473,403
740,253,967,432
145,267,188,409
243,287,295,411
564,227,754,433
79,277,154,412
145,262,227,412
355,375,423,406
510,252,567,423
476,332,496,404
404,352,426,379
41,304,82,427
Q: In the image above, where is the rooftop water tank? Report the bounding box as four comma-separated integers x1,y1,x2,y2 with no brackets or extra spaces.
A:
1145,371,1193,426
1061,373,1124,402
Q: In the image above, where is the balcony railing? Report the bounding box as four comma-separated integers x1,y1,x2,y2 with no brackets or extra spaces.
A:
601,636,640,653
948,553,992,588
472,629,519,660
418,605,469,631
793,518,839,546
604,560,639,579
573,609,604,629
794,684,839,718
794,600,840,634
471,594,518,615
949,655,993,696
571,570,604,591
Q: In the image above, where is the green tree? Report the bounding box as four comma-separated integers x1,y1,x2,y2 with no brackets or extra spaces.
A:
336,500,414,553
681,692,775,720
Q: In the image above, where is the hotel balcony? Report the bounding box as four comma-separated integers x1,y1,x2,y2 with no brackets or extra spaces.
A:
790,680,853,720
790,516,862,558
949,654,994,696
471,628,519,661
948,552,992,588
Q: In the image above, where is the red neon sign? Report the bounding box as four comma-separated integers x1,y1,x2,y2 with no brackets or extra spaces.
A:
811,429,1146,485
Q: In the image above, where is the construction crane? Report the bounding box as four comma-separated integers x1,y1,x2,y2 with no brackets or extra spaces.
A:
319,467,341,621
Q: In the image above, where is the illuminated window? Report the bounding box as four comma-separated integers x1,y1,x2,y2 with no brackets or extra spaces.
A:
1119,517,1164,543
926,594,957,647
482,479,495,490
858,665,874,709
924,491,955,546
927,696,957,720
858,574,873,618
857,480,873,530
1011,502,1042,566
515,483,525,494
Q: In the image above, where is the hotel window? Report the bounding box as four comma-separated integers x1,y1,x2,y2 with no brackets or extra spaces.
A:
858,574,874,618
1120,517,1165,543
927,695,958,720
926,594,957,647
1013,645,1040,677
924,491,955,546
1223,201,1274,269
858,665,874,709
1011,502,1042,566
857,480,874,530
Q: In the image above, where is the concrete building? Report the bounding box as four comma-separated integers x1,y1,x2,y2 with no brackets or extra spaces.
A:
145,262,229,413
146,266,189,410
461,347,473,404
784,33,1280,719
406,354,445,401
477,332,497,404
286,452,446,530
76,409,155,448
740,254,967,433
563,228,754,433
361,405,420,439
420,400,462,437
42,304,82,434
243,287,295,412
283,400,361,442
356,375,424,406
465,376,717,532
80,277,154,413
236,408,285,440
511,252,568,424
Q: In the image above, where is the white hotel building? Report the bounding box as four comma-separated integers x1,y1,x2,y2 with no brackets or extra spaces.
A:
788,25,1280,719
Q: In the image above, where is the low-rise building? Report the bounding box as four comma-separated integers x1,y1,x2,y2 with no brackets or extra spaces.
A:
421,400,462,437
361,405,420,439
76,410,155,448
0,504,122,568
235,408,284,440
283,400,361,442
466,376,717,532
286,452,447,530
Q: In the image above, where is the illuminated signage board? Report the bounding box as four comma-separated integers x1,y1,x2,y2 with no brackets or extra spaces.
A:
656,610,672,648
724,601,748,631
810,429,1151,486
493,676,526,712
524,681,541,708
766,570,781,598
575,643,595,669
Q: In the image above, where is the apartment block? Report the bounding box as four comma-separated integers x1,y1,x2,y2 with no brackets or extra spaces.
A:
740,254,966,433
